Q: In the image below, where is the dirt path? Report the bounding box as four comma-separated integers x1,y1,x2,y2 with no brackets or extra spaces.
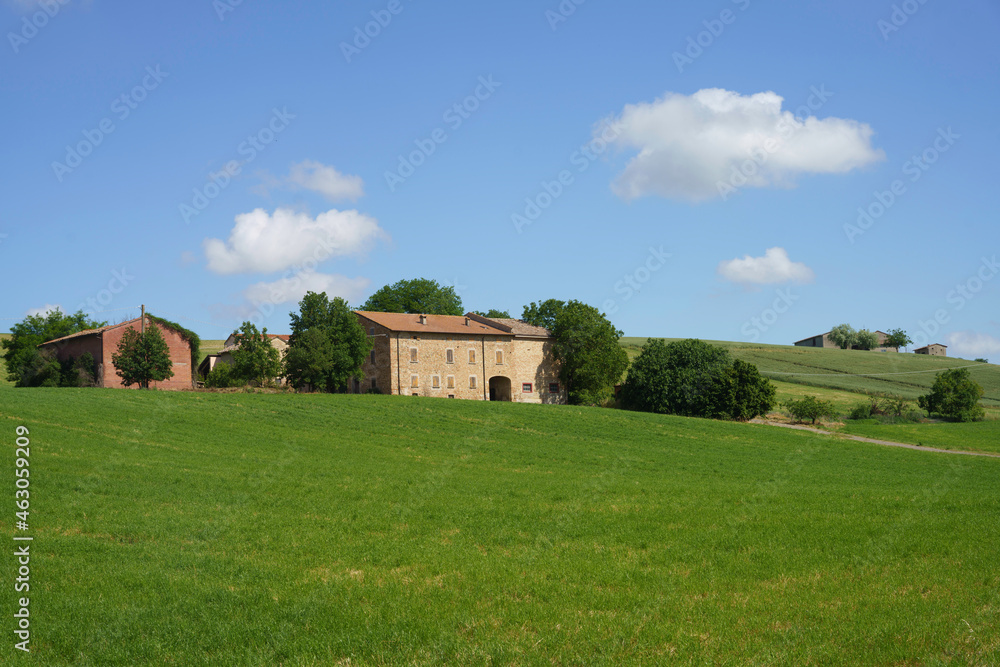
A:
749,419,1000,459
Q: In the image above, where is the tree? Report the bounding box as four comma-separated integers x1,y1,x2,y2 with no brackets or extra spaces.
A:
718,359,777,422
974,358,989,364
918,368,985,422
521,299,566,331
784,396,836,424
361,278,463,316
204,362,242,389
111,325,174,389
472,309,511,319
549,300,629,405
230,321,282,387
855,329,880,351
2,309,105,386
885,328,912,351
620,339,774,420
285,292,371,392
827,324,857,349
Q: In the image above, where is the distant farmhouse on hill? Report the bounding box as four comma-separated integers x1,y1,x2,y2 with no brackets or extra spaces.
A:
794,330,902,353
355,311,566,403
914,343,947,356
39,316,194,390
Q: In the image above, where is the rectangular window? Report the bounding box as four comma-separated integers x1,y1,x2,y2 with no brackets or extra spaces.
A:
432,375,440,389
548,382,560,393
522,383,533,393
370,349,376,364
446,349,454,364
495,350,504,365
410,375,419,388
410,347,418,363
470,376,477,389
371,378,377,390
469,349,476,364
446,376,455,389
448,395,455,399
369,327,375,335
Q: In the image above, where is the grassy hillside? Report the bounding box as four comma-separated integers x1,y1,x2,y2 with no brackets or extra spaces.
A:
621,338,1000,407
2,387,998,664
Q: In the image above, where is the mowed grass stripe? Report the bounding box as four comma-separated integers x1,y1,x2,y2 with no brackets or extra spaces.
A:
1,388,999,664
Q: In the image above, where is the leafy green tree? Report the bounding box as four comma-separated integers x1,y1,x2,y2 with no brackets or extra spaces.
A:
718,359,777,422
885,328,912,351
783,396,836,424
472,309,511,319
204,362,243,389
286,292,371,392
230,321,282,387
549,301,628,405
620,339,773,420
974,358,988,364
827,324,857,349
521,299,566,331
18,349,63,388
2,309,106,386
855,329,880,351
361,278,463,315
111,325,174,389
918,368,985,422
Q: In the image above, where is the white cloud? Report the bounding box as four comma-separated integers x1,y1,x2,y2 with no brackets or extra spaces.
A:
243,271,370,307
203,207,387,275
25,304,62,317
255,161,364,202
602,88,885,201
717,247,815,285
287,160,364,201
945,331,1000,360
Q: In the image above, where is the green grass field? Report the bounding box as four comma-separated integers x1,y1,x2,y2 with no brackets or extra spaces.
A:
2,387,998,664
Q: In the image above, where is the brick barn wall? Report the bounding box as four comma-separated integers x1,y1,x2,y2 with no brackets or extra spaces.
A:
100,320,192,390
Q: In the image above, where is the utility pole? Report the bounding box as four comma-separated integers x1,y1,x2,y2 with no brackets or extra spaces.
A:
141,304,145,334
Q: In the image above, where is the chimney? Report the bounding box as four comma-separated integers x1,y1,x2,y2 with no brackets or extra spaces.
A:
419,314,427,325
464,317,470,326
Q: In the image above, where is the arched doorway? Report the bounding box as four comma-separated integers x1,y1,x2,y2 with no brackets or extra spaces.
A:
488,376,512,402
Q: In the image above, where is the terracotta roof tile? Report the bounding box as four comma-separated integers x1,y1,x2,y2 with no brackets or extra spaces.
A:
355,311,511,336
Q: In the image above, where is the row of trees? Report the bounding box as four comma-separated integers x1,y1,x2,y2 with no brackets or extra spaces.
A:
828,324,912,351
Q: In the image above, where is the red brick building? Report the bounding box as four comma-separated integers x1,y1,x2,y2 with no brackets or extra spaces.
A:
39,316,194,390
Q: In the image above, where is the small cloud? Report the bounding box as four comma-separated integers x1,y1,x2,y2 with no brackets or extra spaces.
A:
601,88,885,202
203,207,388,275
945,331,1000,360
244,271,370,307
718,247,815,285
26,303,62,317
256,161,364,202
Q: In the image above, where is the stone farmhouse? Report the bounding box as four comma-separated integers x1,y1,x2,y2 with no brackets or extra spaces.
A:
197,332,290,379
914,343,948,356
354,311,567,403
38,316,193,390
794,330,899,353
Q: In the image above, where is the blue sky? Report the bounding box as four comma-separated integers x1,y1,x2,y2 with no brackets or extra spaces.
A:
2,0,999,360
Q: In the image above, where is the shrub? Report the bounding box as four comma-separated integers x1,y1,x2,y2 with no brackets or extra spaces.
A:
918,368,985,422
784,396,836,425
848,395,910,420
204,363,244,389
